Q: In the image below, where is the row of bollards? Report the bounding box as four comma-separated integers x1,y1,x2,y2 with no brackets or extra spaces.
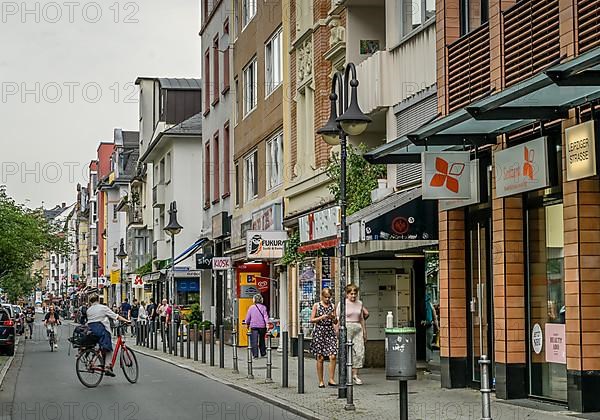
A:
140,323,360,410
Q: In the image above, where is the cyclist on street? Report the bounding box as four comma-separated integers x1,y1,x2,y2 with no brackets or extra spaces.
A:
86,293,130,377
43,306,61,349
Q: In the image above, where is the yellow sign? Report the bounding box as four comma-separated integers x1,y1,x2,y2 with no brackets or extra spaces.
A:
566,120,597,181
110,270,121,285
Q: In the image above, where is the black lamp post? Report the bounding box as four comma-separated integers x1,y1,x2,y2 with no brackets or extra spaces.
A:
317,63,371,399
164,201,183,352
117,238,128,305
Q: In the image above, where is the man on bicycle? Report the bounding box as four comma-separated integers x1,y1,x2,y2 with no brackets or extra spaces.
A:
86,294,129,377
43,306,61,348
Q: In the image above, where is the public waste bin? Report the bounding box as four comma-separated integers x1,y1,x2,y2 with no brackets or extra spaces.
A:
385,327,417,380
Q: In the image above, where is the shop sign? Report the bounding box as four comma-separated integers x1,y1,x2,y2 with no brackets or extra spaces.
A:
176,279,200,292
545,323,566,364
173,269,202,278
212,257,232,271
422,152,472,199
246,230,287,259
299,206,340,243
251,203,282,231
132,275,144,289
110,270,120,285
532,323,543,354
494,137,549,198
195,253,213,270
439,159,481,211
364,196,438,240
565,120,597,181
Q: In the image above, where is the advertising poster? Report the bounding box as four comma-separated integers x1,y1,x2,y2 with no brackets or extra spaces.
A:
545,323,566,364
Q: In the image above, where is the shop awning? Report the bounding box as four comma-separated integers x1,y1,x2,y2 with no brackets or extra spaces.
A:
407,46,600,146
364,136,461,164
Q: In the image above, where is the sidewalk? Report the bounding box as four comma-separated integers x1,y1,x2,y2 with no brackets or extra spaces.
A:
128,333,582,420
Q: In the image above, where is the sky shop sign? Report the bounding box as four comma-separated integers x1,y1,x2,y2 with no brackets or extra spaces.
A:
494,137,549,198
565,120,597,181
422,152,471,199
246,230,287,259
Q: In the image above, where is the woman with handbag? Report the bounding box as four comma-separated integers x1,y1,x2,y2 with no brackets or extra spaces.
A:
337,284,369,385
244,294,270,358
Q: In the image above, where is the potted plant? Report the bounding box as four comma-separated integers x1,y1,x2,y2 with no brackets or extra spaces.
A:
185,303,203,340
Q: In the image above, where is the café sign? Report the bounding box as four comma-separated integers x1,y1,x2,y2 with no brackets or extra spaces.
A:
422,152,471,199
246,230,287,259
494,137,549,198
565,120,596,181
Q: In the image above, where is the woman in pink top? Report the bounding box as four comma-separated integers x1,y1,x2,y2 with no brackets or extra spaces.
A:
244,294,270,358
337,284,369,385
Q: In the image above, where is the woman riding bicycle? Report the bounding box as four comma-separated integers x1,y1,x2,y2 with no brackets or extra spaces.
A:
86,293,129,377
44,306,61,349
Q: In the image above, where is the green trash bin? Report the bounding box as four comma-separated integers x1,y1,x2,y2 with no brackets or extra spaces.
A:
385,327,417,381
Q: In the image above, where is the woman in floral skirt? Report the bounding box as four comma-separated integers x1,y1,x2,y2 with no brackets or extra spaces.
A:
310,288,338,388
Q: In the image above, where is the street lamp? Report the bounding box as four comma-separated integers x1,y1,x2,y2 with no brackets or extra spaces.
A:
317,63,371,400
164,201,183,353
117,238,128,305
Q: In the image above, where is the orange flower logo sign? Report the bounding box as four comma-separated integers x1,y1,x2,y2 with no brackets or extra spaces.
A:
523,146,535,180
429,157,465,193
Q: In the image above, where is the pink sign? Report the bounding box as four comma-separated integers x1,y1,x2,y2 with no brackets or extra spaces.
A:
545,323,566,364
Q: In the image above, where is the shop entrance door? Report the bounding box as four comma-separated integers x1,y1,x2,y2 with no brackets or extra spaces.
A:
468,217,494,384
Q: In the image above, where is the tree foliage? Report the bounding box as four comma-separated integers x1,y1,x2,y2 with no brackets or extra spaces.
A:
326,143,387,215
0,187,70,301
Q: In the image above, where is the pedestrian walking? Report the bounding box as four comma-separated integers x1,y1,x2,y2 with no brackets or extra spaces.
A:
25,306,35,339
310,288,338,388
158,299,168,332
244,294,270,359
421,291,438,371
130,299,140,337
337,284,369,385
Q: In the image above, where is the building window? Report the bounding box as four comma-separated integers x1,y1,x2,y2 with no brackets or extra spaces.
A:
242,0,256,29
396,0,436,39
113,248,117,264
266,131,283,190
460,0,489,36
223,123,230,196
213,34,220,104
205,142,211,208
223,19,230,93
213,132,220,202
243,58,258,116
235,162,240,206
159,158,165,184
244,150,258,202
234,77,239,124
113,204,118,222
165,152,172,183
265,27,283,96
204,49,211,111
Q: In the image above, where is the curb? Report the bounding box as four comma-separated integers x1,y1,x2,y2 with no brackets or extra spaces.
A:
0,337,19,390
132,346,323,420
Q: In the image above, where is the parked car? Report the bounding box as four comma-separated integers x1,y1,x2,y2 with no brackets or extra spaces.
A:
1,304,14,320
0,308,15,356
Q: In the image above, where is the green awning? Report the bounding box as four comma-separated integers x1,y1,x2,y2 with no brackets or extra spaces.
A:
407,46,600,146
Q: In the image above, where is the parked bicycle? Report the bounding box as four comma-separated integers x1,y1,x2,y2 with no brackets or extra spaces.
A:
71,322,139,388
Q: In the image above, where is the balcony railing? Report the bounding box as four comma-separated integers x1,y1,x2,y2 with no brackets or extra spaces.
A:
503,0,560,86
128,206,143,226
356,51,391,115
447,23,491,113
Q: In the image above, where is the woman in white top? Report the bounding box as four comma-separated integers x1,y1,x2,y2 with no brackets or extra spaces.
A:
337,284,369,385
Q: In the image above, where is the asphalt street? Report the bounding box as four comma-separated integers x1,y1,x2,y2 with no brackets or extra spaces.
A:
0,322,303,420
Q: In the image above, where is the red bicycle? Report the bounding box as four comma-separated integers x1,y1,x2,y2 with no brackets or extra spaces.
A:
75,322,139,388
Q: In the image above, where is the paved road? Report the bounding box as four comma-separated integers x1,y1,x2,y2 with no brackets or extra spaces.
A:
0,322,303,420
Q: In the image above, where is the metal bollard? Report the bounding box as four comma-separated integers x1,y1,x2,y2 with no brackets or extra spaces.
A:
265,332,273,383
179,324,184,357
186,324,191,359
201,325,207,363
153,320,158,350
219,325,225,368
345,340,355,411
479,355,492,420
136,322,141,345
282,331,288,388
161,323,166,353
173,324,178,356
297,332,304,394
232,329,239,374
193,325,199,362
247,329,254,379
210,324,215,366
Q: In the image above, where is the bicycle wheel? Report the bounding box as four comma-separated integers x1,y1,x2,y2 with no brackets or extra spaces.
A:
119,346,138,383
49,333,54,351
76,348,104,388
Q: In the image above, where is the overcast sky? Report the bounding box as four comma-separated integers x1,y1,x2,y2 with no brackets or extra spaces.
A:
0,0,200,208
